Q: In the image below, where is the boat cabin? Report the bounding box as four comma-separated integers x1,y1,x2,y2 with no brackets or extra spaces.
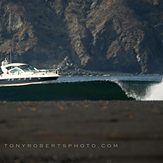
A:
1,63,38,75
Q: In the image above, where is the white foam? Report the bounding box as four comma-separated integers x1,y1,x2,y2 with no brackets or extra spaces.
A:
143,81,163,101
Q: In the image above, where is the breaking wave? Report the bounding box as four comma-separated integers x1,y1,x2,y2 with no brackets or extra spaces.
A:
0,75,162,101
142,80,163,101
118,80,163,101
0,80,131,101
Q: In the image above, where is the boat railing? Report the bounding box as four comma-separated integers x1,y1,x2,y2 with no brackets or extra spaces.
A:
37,68,59,74
48,68,59,74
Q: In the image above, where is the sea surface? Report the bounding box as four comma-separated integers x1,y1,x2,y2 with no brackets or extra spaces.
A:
0,74,162,101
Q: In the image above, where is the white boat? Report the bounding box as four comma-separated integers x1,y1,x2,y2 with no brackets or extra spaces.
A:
0,59,59,86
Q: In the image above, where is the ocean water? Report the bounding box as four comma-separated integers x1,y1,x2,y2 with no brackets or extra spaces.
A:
0,74,162,101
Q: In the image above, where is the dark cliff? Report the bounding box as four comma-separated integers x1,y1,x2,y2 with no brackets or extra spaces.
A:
0,0,163,73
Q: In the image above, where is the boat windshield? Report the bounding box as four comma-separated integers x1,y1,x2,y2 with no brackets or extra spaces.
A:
9,67,23,75
18,65,37,72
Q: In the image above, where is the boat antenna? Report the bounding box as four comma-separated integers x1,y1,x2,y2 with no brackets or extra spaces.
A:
9,12,12,63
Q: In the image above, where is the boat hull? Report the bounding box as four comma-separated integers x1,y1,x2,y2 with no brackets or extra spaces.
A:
0,76,59,86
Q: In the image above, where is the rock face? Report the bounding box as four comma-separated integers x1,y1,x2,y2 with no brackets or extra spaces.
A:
0,0,163,73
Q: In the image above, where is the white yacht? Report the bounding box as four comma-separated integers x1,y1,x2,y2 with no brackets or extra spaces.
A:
0,59,59,86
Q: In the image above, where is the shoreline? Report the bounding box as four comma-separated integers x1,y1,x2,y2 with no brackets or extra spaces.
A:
0,101,163,162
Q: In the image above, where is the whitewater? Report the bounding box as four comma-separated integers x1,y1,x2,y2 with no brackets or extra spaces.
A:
142,80,163,101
